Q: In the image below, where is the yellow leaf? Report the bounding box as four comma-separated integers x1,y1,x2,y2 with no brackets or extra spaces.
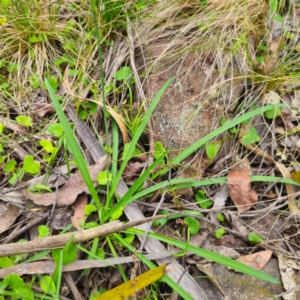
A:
0,16,7,25
291,171,300,184
93,264,167,300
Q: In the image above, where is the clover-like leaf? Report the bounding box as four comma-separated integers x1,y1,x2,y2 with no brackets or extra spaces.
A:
48,123,64,137
215,227,226,238
40,140,54,153
115,66,131,81
241,126,260,145
97,170,112,185
4,159,16,173
23,155,40,175
38,225,49,238
16,115,33,127
184,217,200,235
195,190,213,209
206,143,220,160
84,204,97,216
248,232,263,243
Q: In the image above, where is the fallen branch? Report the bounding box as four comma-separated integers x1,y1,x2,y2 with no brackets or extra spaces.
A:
0,214,175,257
0,252,178,279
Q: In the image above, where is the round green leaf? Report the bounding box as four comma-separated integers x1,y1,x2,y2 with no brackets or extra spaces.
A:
84,204,96,216
23,155,40,174
40,140,54,153
206,143,220,160
241,126,260,145
215,227,226,238
248,232,263,243
1,0,11,9
4,159,16,173
38,225,49,238
264,107,282,119
184,217,200,235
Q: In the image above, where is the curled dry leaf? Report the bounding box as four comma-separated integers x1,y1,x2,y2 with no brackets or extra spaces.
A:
0,201,19,234
49,207,73,230
278,253,297,300
209,185,229,224
236,250,273,270
72,194,88,230
31,103,56,117
123,161,145,183
205,241,240,259
227,162,258,214
63,65,129,143
22,156,108,207
27,164,76,189
225,211,250,240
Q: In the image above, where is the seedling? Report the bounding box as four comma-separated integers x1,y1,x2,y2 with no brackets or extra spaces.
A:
206,142,221,160
264,106,282,119
195,190,213,209
16,115,33,128
215,228,226,239
39,275,56,295
52,235,77,266
248,232,263,243
217,214,225,222
241,126,261,145
38,225,49,238
23,155,40,175
4,159,16,173
96,169,112,185
184,216,200,235
0,274,34,300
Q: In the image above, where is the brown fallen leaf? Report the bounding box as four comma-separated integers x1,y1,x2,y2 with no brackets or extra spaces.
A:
72,194,88,230
0,201,19,234
236,250,273,270
205,243,240,259
123,161,145,183
278,253,297,300
49,207,73,230
227,161,258,214
22,156,108,207
31,103,56,117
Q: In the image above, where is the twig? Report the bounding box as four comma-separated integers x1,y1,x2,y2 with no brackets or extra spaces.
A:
0,252,178,278
0,214,176,257
267,284,300,300
63,272,82,300
3,212,49,244
0,192,44,218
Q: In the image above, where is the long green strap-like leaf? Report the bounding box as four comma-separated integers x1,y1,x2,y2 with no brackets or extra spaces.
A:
45,79,102,213
127,228,280,284
107,77,174,201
